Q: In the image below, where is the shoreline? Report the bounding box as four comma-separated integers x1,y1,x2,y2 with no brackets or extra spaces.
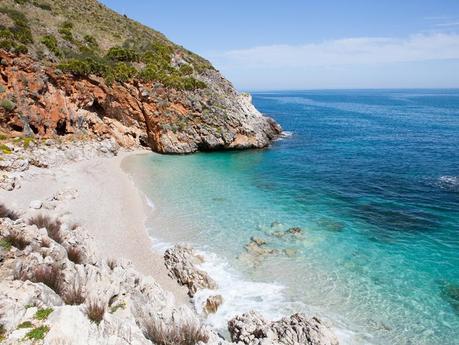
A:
0,148,190,305
0,139,341,345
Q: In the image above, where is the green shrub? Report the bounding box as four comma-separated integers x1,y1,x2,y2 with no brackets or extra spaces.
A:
179,64,193,76
17,321,33,329
0,8,33,44
41,35,61,56
0,238,12,250
58,57,105,76
139,64,159,81
83,34,98,49
25,326,49,340
107,62,137,82
182,77,206,90
1,99,16,112
59,21,73,42
106,46,139,62
32,1,51,10
0,324,5,342
35,308,53,321
14,0,29,5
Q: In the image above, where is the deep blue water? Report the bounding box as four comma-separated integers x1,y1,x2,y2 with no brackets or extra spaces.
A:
125,89,459,345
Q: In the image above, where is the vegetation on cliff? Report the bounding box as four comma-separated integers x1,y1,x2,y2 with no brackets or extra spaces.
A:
0,0,209,89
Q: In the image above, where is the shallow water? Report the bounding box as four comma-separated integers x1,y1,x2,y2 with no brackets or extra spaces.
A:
124,89,459,345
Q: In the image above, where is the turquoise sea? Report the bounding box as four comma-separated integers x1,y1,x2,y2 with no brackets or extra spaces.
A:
124,89,459,345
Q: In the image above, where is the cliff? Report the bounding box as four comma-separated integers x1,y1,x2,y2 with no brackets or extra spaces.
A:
0,0,281,153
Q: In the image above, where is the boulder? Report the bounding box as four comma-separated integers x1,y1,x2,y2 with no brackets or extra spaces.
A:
228,311,339,345
164,245,217,297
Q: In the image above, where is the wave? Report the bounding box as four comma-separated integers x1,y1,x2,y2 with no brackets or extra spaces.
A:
274,131,294,141
437,176,459,191
193,250,291,330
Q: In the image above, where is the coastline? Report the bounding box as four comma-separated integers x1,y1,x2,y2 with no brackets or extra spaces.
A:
0,148,189,305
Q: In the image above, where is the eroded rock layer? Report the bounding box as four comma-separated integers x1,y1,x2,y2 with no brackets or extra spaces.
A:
0,51,281,153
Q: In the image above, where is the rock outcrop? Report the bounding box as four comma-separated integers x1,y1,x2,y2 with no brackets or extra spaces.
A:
228,311,339,345
0,206,228,344
0,50,281,154
164,245,218,297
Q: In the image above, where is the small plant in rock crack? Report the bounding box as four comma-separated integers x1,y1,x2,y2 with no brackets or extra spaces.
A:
28,215,63,243
85,299,106,325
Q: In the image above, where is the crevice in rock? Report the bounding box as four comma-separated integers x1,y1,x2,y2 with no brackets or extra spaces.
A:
85,99,105,120
56,119,68,136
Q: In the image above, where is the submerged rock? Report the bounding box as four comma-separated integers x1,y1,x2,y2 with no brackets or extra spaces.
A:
228,310,339,345
164,245,217,297
440,282,459,314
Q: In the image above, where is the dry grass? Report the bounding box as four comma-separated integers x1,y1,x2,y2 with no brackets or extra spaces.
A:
85,299,105,325
142,318,209,345
40,237,51,248
61,279,85,305
67,246,83,264
5,232,29,250
28,215,63,244
32,264,61,293
0,204,20,220
106,258,117,270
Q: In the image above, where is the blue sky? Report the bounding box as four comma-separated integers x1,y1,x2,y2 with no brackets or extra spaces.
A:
100,0,459,90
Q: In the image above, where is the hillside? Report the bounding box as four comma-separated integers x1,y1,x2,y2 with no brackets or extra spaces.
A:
0,0,281,153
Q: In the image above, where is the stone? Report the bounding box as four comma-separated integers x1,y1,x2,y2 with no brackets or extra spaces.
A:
203,295,223,315
228,311,339,345
29,200,43,209
164,245,217,297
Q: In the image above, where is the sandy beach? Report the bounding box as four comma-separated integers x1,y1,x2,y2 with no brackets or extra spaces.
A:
0,150,189,305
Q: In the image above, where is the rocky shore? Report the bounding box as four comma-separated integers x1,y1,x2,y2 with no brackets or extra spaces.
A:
0,139,339,344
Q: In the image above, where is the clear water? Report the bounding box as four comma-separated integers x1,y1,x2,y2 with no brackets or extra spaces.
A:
124,89,459,345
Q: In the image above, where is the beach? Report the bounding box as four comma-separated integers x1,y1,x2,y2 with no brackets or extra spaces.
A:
0,148,189,305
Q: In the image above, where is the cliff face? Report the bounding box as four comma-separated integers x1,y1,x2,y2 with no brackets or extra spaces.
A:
0,1,281,153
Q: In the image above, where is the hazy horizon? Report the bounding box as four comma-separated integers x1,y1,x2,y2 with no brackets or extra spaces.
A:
100,0,459,90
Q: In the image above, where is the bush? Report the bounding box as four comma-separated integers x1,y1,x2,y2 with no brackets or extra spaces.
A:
142,318,209,345
67,246,83,264
41,35,61,56
25,326,49,340
179,64,193,76
0,99,16,112
5,232,29,250
61,279,85,305
17,321,33,329
106,46,139,62
32,1,51,11
58,21,73,42
85,299,105,324
35,307,53,320
28,215,62,243
0,204,20,220
0,144,12,154
106,258,117,270
107,62,137,82
83,34,98,50
31,264,61,293
0,8,33,44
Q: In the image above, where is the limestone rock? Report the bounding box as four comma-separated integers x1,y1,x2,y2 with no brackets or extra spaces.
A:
228,311,339,345
204,295,224,315
164,245,217,296
29,200,42,209
0,50,281,154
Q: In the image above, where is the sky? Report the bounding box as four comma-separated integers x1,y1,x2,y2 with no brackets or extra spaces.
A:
100,0,459,90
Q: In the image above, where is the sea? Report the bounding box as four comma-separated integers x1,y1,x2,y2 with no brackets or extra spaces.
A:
123,89,459,345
